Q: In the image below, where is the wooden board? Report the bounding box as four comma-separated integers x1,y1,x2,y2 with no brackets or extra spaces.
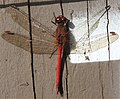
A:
0,0,120,98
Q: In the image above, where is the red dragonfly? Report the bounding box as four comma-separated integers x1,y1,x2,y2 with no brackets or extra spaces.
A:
2,6,70,95
1,5,118,95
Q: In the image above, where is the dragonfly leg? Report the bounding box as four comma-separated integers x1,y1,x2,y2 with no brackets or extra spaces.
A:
51,12,57,26
49,46,58,58
51,21,57,26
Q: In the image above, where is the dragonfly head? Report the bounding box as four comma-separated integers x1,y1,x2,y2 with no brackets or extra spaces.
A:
55,15,68,25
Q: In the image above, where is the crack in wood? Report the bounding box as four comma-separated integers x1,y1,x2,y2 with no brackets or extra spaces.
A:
98,63,105,99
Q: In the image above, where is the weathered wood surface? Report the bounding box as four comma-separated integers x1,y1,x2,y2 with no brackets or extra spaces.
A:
0,0,120,99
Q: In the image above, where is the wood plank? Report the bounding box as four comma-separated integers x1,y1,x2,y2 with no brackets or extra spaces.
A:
0,0,120,98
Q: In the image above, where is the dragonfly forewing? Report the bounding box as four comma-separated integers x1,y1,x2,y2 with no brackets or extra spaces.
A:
6,6,55,42
70,6,109,45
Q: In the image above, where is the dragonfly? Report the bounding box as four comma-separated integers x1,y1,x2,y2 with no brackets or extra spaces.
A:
1,5,119,94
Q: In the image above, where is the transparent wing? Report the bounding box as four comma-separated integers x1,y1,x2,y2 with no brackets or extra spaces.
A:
90,32,119,53
69,7,117,54
2,31,57,54
76,20,99,43
70,32,119,54
70,8,104,41
69,9,103,50
70,16,100,50
6,6,55,42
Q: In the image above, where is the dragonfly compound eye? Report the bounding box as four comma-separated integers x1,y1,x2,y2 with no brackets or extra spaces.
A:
55,15,67,23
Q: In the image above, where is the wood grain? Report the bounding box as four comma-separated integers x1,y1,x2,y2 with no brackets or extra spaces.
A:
0,0,120,99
